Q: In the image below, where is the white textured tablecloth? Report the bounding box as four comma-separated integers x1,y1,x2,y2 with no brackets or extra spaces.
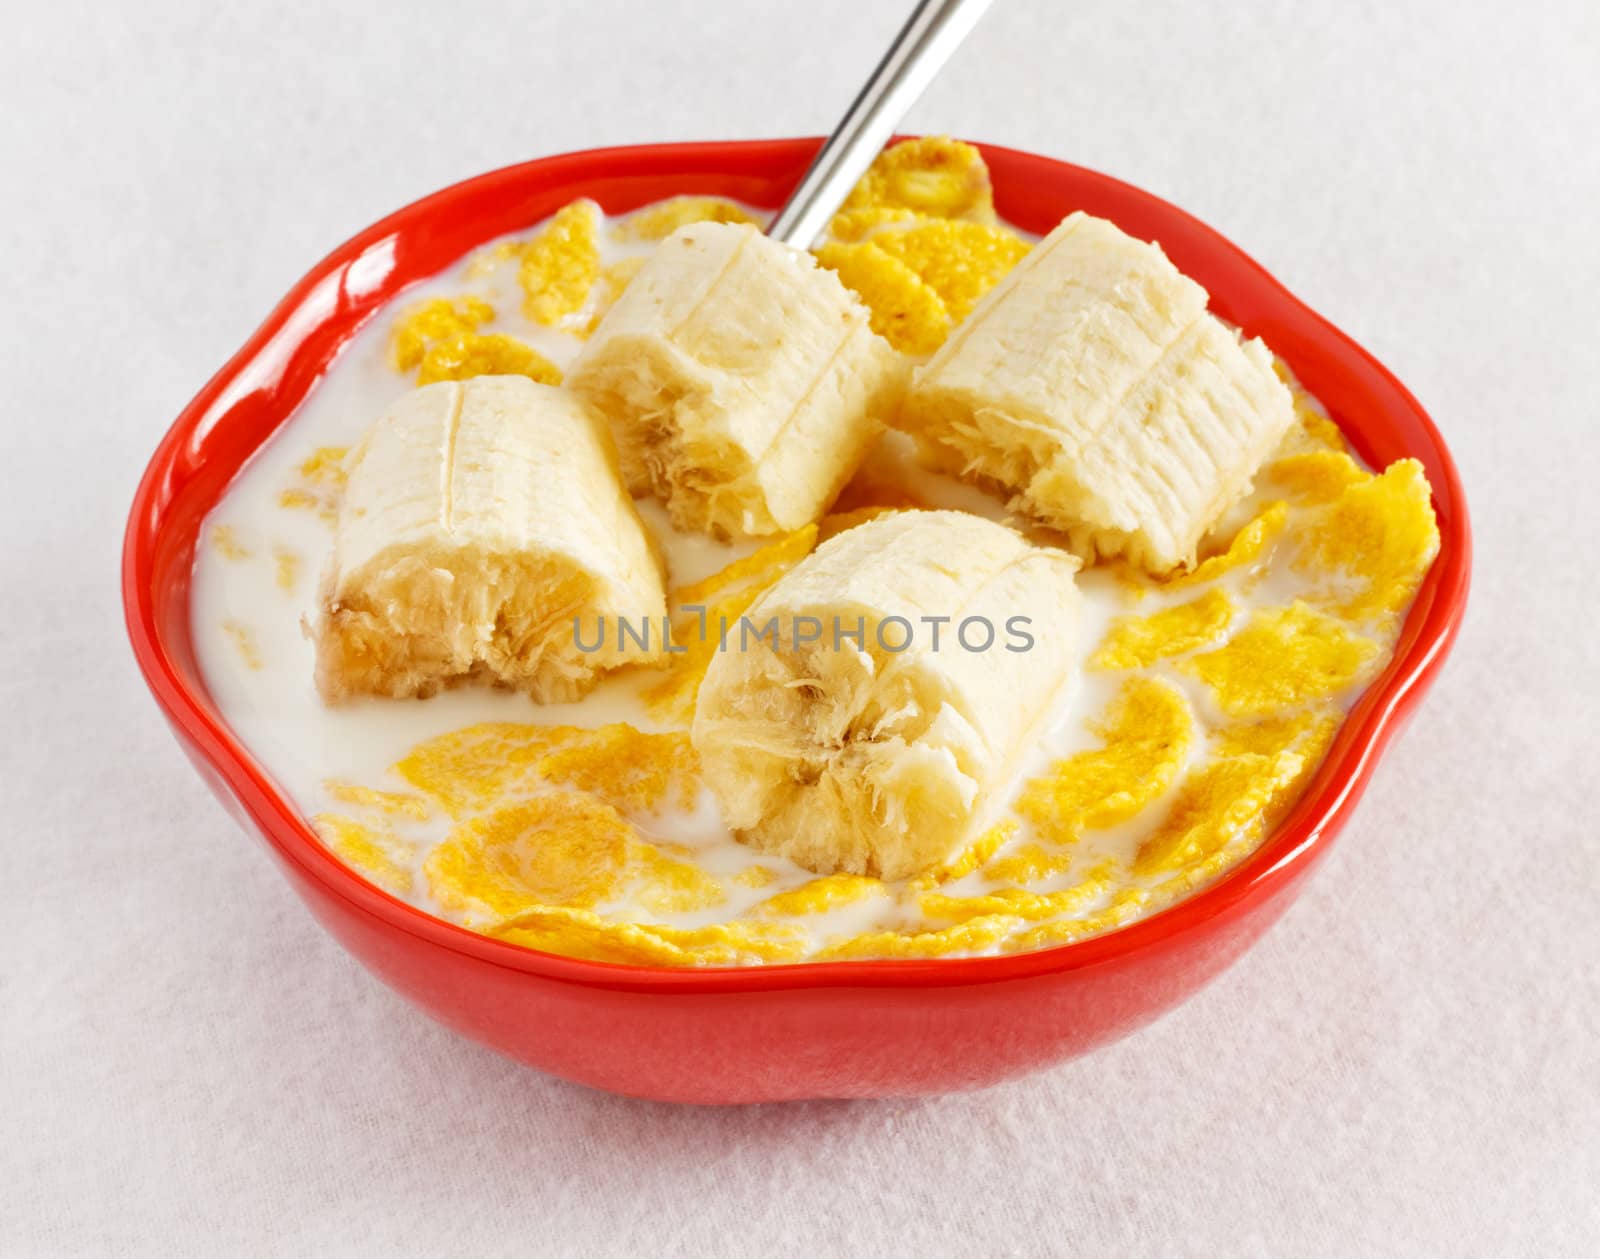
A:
4,1,1596,1253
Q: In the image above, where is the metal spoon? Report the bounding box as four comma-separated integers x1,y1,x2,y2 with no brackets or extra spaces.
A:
766,0,994,249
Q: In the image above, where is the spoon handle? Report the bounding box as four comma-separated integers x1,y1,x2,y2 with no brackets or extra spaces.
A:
766,0,994,249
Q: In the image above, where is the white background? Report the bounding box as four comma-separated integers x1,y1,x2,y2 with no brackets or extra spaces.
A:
4,1,1597,1254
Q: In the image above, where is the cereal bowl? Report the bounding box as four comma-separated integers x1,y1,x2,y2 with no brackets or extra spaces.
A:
123,138,1469,1103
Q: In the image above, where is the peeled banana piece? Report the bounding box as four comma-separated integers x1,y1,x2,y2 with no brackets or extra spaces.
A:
899,212,1294,573
691,510,1081,880
566,222,907,540
314,376,667,703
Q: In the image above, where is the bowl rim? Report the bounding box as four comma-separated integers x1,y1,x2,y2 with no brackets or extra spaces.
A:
123,136,1471,994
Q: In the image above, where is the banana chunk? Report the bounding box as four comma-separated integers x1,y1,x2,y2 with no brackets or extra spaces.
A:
900,212,1294,572
566,222,907,539
691,510,1080,880
314,376,666,703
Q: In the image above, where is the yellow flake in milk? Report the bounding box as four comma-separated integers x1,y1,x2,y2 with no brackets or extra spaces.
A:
415,332,562,387
612,196,757,242
312,814,416,896
391,297,494,371
1016,678,1195,843
838,136,997,225
425,793,634,925
814,239,949,355
1178,602,1380,718
1292,459,1441,623
870,219,1030,321
519,199,602,326
1091,588,1237,670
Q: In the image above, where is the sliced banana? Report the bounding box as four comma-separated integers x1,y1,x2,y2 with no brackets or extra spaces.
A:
691,510,1080,881
900,212,1294,573
566,222,907,540
314,376,667,703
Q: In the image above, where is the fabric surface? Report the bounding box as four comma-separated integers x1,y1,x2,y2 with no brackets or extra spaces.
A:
3,0,1596,1254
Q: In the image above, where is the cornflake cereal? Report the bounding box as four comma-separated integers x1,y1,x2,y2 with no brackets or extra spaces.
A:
313,814,416,896
519,199,602,326
1091,589,1238,670
612,196,758,242
870,220,1030,321
272,546,299,593
837,136,997,225
221,620,262,671
276,446,347,524
1178,603,1381,718
813,182,1029,355
209,525,250,560
809,139,1031,355
212,167,1440,967
813,240,949,354
1293,460,1441,623
391,298,494,371
1016,678,1195,844
415,332,562,386
426,794,636,923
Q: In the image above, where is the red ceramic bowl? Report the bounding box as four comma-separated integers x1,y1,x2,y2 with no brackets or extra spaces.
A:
123,138,1470,1103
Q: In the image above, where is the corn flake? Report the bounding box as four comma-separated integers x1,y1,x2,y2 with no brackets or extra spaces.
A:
391,297,495,371
313,814,415,895
613,196,758,242
1164,501,1289,591
839,136,997,225
1001,889,1150,954
272,546,299,593
535,727,699,814
1016,678,1195,843
323,780,431,821
756,874,888,917
734,865,779,889
297,446,349,489
396,722,697,819
818,912,1023,961
1265,450,1367,505
222,620,262,671
1091,588,1237,670
277,446,348,523
492,908,807,966
416,332,562,386
920,862,1118,925
668,524,819,608
520,199,602,326
814,240,949,355
1133,742,1310,879
870,220,1029,322
980,841,1078,887
629,842,728,915
395,723,571,817
827,205,922,241
1213,708,1340,762
209,525,250,560
1292,459,1441,623
1179,602,1380,718
390,297,489,371
912,820,1017,888
426,794,633,924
